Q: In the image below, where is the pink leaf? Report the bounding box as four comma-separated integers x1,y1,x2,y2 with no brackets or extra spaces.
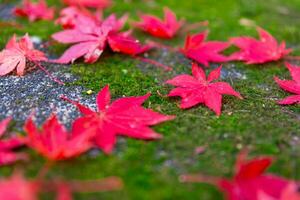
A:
229,27,292,64
52,14,148,64
0,34,47,76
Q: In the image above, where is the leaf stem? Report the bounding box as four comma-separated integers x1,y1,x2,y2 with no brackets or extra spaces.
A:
134,56,173,71
31,60,65,85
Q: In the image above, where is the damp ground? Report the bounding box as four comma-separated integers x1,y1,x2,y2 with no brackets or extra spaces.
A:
1,0,300,200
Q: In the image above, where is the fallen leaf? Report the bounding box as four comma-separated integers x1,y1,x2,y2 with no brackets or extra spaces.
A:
24,114,93,161
52,14,150,64
62,85,175,154
181,151,293,200
181,31,230,67
14,0,54,22
229,27,292,64
218,152,289,200
0,117,26,166
0,34,47,76
275,62,300,105
133,7,184,39
166,63,242,116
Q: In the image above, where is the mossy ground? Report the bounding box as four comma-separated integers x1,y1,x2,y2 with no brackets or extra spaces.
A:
1,0,300,199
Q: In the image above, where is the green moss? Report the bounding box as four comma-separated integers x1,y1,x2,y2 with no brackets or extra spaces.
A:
1,0,300,199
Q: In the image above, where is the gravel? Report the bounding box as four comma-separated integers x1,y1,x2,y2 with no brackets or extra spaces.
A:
0,63,96,130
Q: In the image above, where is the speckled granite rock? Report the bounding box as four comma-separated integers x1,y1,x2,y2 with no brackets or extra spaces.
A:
0,63,96,129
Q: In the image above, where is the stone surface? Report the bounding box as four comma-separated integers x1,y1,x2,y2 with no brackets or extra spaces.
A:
0,63,96,129
0,4,15,20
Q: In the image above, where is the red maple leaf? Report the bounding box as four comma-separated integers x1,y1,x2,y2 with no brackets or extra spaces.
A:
0,172,39,200
56,6,102,29
218,152,290,200
0,117,26,166
52,14,150,64
181,31,230,67
229,27,292,64
24,114,93,161
133,7,184,39
62,0,112,9
62,85,175,154
274,63,300,105
180,151,292,200
0,34,47,76
14,0,54,22
166,63,242,116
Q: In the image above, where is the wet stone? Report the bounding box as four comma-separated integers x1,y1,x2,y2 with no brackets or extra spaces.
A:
0,63,96,130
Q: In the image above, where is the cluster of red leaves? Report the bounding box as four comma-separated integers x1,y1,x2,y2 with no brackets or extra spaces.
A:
14,0,54,22
275,62,300,105
181,151,300,200
0,34,47,76
62,85,175,154
133,7,184,39
166,63,242,115
180,27,292,66
0,117,26,166
3,1,300,199
0,86,174,160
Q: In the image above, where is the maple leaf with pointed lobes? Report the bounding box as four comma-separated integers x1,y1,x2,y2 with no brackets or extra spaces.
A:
181,151,292,200
0,172,39,200
274,62,300,105
0,117,26,166
166,63,242,116
14,0,54,22
0,34,47,76
62,85,175,154
181,31,230,67
134,7,184,39
217,152,290,200
229,27,292,64
63,0,112,9
52,14,150,64
24,114,93,161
